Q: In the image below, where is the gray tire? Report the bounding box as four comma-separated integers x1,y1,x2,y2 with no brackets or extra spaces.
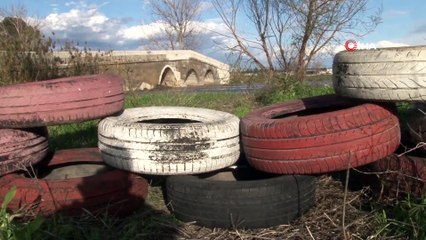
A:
98,106,240,175
333,46,426,101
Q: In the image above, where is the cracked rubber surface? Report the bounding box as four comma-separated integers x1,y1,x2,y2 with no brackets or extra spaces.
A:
98,106,240,175
0,74,124,127
0,148,148,216
0,127,48,176
241,95,401,174
333,46,426,101
166,165,316,229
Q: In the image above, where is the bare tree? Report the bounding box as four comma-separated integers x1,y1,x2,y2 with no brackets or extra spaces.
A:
213,0,381,79
287,0,382,79
147,0,203,50
212,0,275,72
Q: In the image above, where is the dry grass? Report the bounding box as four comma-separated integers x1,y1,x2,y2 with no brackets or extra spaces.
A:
143,175,387,240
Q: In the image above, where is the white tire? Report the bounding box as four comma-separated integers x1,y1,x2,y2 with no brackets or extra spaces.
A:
98,106,240,175
333,46,426,101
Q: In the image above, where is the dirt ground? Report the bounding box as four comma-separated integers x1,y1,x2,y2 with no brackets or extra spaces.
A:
143,174,397,240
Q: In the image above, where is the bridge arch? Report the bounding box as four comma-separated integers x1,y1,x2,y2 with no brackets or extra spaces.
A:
204,70,215,84
159,65,179,87
185,69,199,85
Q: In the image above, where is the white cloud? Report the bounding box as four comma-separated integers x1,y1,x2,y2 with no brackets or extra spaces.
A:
333,40,409,53
384,10,410,17
118,21,165,40
199,1,214,12
37,0,231,53
375,40,409,48
65,1,78,7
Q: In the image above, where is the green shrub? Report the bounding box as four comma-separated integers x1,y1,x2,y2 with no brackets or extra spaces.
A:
0,187,44,240
0,8,109,86
0,16,59,85
256,74,334,105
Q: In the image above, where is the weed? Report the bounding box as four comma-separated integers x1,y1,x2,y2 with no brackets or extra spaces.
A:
256,74,334,105
0,187,44,240
126,91,257,117
374,196,426,239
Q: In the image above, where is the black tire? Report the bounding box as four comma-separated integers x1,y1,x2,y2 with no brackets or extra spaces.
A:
166,165,316,229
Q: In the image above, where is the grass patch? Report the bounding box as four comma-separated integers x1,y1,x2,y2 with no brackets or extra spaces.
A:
48,120,99,150
374,196,426,239
256,77,334,105
305,73,332,81
29,204,181,240
396,102,412,124
126,91,257,118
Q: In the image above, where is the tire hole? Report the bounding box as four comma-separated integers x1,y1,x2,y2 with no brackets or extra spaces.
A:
272,105,351,119
198,166,279,181
137,118,201,124
30,164,111,180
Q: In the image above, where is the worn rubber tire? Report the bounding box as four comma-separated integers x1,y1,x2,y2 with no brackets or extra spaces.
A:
333,46,426,101
241,95,401,174
98,106,240,175
405,102,426,147
166,165,316,229
0,74,124,127
365,154,426,198
0,148,148,216
0,127,48,176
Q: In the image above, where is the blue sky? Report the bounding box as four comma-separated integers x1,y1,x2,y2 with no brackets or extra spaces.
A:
1,0,425,66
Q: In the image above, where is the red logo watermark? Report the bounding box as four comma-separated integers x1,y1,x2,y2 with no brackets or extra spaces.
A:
345,39,357,52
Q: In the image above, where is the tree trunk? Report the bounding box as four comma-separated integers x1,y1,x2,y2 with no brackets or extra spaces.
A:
296,0,316,81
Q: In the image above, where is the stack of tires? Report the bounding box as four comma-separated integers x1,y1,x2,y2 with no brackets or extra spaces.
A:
239,45,425,212
0,74,149,216
98,46,426,229
1,45,424,231
97,106,315,229
238,94,399,228
332,45,426,198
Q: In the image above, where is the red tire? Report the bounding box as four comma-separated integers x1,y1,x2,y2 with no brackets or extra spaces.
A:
366,154,426,198
0,74,124,127
0,128,48,176
241,95,400,174
0,148,148,217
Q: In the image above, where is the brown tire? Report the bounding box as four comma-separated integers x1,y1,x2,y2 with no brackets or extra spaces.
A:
0,148,148,217
405,102,426,147
0,127,48,176
0,74,124,127
241,95,401,174
365,154,426,198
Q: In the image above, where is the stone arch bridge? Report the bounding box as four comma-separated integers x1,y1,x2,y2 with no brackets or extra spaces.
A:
54,50,230,90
